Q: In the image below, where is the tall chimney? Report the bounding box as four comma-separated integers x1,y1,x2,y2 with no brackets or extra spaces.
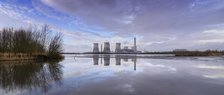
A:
134,37,137,53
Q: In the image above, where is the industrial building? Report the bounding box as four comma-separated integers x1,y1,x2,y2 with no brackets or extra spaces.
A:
116,37,137,53
92,37,138,53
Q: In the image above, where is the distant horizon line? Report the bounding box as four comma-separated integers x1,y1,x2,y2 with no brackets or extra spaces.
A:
61,49,224,54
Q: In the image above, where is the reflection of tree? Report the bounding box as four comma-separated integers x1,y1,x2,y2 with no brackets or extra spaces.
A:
48,61,63,83
0,60,62,93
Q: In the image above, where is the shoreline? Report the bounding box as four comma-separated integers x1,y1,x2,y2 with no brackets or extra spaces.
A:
1,51,223,61
0,53,64,61
62,52,224,57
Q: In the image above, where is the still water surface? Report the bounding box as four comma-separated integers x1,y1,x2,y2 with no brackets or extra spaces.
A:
0,54,224,95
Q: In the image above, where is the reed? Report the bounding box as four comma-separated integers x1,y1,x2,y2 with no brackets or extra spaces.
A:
0,25,63,61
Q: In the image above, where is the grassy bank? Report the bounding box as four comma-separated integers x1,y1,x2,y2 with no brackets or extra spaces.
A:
0,25,64,61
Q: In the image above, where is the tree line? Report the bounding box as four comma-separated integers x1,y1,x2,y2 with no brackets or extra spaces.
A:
0,25,63,59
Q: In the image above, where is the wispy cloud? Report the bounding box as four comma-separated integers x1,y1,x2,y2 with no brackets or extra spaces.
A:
0,0,224,52
0,1,45,27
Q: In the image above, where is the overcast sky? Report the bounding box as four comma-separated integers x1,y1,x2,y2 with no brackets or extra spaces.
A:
0,0,224,52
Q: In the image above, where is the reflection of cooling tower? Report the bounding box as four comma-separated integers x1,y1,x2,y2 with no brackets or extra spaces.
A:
103,42,110,53
104,54,110,66
115,43,121,53
93,43,99,53
115,55,121,65
93,54,99,65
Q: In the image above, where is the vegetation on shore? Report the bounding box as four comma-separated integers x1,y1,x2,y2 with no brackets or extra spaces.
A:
0,25,64,61
174,50,224,56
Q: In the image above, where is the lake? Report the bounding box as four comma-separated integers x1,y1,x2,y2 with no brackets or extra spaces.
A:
0,54,224,95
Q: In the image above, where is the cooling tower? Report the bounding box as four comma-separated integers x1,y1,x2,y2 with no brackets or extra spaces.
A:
103,42,110,53
115,43,121,53
93,43,99,53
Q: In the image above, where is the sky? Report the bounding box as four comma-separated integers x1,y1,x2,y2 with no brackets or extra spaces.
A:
0,0,224,52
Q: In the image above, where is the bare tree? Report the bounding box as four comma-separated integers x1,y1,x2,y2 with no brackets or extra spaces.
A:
48,33,63,59
0,25,63,59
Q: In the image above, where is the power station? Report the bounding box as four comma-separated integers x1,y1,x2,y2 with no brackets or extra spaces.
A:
93,37,138,53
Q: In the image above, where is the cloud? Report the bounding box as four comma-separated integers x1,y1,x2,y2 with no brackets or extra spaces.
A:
1,0,224,52
0,2,29,20
196,29,224,44
32,0,79,23
40,0,224,35
38,0,224,51
203,29,224,35
189,0,224,12
0,1,46,27
197,39,224,44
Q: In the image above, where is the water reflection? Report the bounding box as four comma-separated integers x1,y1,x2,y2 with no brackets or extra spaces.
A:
93,54,137,70
93,54,99,65
1,55,224,95
0,60,63,93
104,54,110,66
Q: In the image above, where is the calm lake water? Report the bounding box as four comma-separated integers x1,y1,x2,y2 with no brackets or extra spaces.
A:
0,54,224,95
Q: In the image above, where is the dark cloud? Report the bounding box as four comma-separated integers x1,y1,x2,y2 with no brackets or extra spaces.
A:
37,0,224,51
